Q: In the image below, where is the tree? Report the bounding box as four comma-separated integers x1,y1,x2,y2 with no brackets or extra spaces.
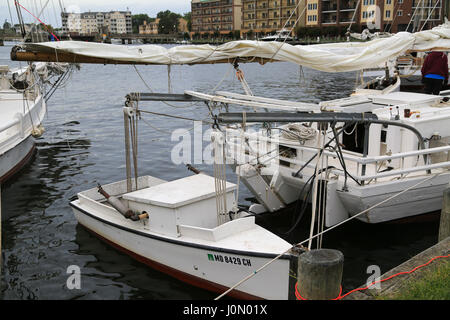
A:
132,14,153,34
3,21,11,30
183,12,192,32
157,10,181,34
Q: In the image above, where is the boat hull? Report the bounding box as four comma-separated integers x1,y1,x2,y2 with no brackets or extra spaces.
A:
0,135,35,183
71,202,292,300
337,173,450,224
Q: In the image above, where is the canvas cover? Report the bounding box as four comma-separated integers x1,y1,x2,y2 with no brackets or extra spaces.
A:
20,21,450,73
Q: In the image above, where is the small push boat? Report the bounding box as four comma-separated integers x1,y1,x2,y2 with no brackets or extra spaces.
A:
70,174,297,299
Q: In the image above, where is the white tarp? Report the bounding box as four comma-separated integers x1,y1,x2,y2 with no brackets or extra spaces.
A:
22,21,450,73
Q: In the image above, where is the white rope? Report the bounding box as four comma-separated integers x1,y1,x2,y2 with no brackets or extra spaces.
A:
214,171,443,300
213,131,228,226
234,113,246,213
307,129,323,250
317,130,327,249
281,123,317,142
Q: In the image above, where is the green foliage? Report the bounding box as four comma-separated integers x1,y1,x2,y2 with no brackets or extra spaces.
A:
378,261,450,300
157,10,181,34
3,21,11,30
132,14,153,34
183,12,192,32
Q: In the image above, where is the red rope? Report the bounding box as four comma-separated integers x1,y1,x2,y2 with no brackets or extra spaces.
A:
295,254,450,300
15,0,60,41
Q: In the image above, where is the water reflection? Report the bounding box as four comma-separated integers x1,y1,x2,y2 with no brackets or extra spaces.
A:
0,121,92,299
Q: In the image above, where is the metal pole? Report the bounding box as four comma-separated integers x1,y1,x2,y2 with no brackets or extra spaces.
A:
123,108,132,193
217,112,428,164
361,123,370,185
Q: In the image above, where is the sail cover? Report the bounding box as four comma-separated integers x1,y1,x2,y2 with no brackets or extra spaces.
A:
16,21,450,73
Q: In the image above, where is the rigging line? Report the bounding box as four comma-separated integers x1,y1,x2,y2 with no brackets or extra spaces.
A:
385,0,402,33
347,0,362,34
51,0,58,27
307,128,323,250
132,65,198,109
138,109,212,124
268,3,307,62
139,114,197,135
420,0,441,32
317,130,327,249
15,0,60,40
214,171,443,300
293,122,354,178
406,0,424,32
7,0,15,26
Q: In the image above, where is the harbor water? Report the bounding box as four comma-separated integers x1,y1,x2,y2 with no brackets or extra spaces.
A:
0,43,441,300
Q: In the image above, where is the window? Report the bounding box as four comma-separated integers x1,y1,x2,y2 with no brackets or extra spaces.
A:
386,10,391,18
398,10,403,16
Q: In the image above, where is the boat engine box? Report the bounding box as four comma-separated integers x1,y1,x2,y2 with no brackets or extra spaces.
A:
122,174,236,237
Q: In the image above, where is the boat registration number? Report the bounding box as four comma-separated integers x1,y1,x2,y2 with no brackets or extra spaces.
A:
207,253,252,267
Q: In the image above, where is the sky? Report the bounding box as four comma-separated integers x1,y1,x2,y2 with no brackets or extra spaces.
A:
1,0,191,27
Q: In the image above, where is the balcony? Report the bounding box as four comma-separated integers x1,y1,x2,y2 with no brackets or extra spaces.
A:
340,0,358,10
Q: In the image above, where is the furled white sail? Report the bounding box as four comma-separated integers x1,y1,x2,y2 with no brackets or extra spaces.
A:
18,21,450,73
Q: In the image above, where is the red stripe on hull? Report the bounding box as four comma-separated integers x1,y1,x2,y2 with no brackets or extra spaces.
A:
0,143,36,183
79,223,263,300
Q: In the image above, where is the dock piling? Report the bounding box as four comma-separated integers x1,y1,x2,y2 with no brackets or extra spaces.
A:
439,184,450,242
297,249,344,300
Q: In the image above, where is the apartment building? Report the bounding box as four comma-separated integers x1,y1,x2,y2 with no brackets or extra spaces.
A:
191,0,242,35
241,0,305,36
139,18,189,35
305,0,361,29
304,0,445,33
62,10,132,35
139,19,160,35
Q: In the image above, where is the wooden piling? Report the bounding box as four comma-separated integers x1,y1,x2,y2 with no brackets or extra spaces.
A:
297,249,344,300
439,185,450,242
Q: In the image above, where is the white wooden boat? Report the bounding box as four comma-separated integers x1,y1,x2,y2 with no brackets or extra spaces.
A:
70,174,296,299
0,64,46,182
210,90,450,225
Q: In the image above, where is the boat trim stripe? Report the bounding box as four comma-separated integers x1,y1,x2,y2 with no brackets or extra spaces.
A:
69,201,292,260
79,223,264,300
0,138,36,183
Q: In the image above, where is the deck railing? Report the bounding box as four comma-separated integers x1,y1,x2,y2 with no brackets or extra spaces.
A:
225,128,450,185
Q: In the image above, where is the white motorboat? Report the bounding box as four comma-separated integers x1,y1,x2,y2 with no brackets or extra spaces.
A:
70,173,297,299
259,28,294,42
